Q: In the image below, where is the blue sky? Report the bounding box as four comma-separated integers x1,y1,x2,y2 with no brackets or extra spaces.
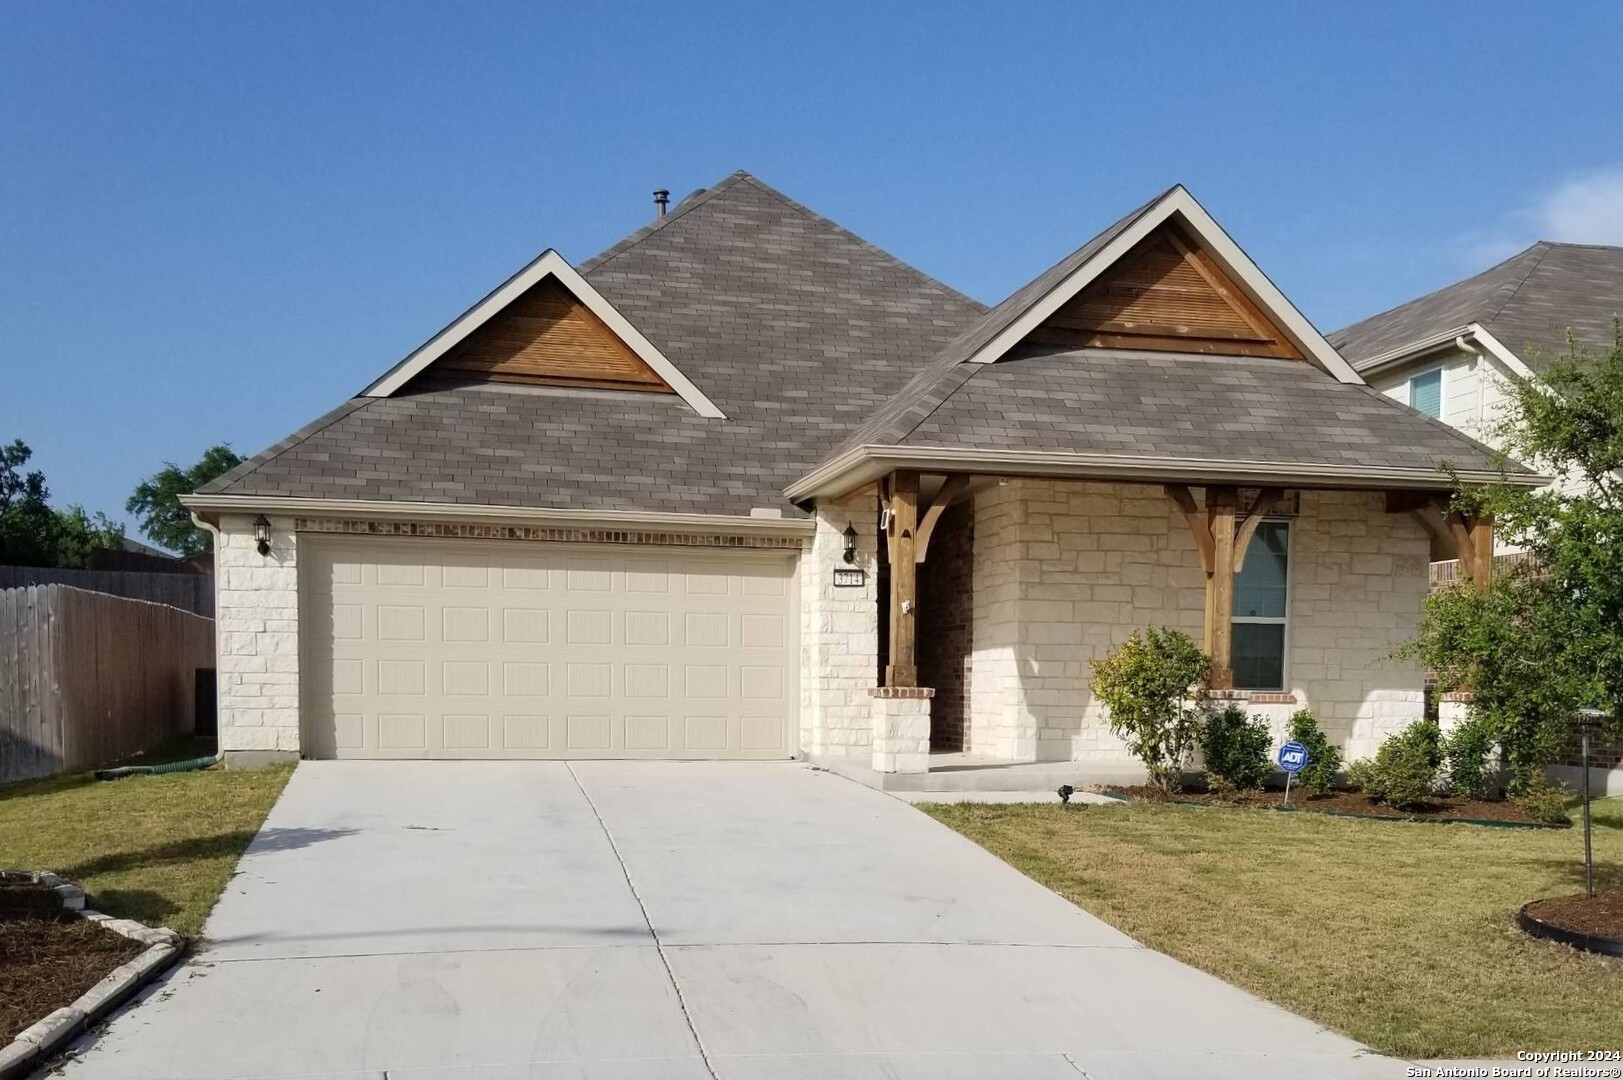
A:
4,2,1623,541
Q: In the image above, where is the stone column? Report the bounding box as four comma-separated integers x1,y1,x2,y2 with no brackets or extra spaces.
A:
871,687,933,773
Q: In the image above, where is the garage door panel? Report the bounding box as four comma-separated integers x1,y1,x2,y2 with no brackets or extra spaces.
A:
302,539,796,760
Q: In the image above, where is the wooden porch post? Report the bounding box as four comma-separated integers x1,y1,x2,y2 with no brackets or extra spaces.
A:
1206,486,1238,689
1469,513,1494,591
885,470,920,687
1167,483,1254,690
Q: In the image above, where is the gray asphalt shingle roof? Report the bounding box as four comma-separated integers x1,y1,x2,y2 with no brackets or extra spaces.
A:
201,172,986,513
204,172,1525,512
1331,242,1623,368
874,343,1508,474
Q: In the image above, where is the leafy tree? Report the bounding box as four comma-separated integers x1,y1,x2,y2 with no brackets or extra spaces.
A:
0,439,56,565
1403,327,1623,791
1090,627,1211,793
126,444,243,556
51,505,126,569
0,440,126,567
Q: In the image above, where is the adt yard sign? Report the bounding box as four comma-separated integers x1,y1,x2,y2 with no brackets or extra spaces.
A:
1277,741,1309,774
1277,740,1310,806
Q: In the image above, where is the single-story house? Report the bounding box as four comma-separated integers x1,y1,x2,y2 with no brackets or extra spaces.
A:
183,172,1541,779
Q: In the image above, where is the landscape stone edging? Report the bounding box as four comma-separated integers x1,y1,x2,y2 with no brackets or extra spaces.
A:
0,875,183,1080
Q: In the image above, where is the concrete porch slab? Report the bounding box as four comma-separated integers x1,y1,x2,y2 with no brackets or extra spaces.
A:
809,751,1144,793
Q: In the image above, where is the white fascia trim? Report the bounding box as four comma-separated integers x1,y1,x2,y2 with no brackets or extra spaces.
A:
1467,324,1539,381
180,494,812,536
1351,324,1538,384
361,249,726,419
967,186,1364,384
783,444,1549,503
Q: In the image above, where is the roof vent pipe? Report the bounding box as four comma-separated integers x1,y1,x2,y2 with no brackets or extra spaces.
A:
653,189,670,218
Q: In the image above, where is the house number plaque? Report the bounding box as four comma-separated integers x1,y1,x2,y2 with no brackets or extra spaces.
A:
832,568,866,587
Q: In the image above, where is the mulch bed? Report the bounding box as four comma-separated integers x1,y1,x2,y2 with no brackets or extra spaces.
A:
1102,785,1558,825
1523,888,1623,943
0,911,146,1043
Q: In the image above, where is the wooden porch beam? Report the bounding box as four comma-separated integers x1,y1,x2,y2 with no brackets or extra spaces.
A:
1231,487,1282,573
885,470,920,687
1422,494,1494,592
914,475,971,564
1164,484,1214,573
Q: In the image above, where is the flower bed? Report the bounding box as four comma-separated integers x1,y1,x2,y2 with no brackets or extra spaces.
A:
1519,889,1623,956
1101,785,1564,827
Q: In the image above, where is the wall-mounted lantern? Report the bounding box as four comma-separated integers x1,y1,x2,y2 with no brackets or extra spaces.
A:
841,522,858,564
253,515,273,557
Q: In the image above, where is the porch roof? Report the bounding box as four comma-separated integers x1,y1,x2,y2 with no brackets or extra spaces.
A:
786,345,1545,502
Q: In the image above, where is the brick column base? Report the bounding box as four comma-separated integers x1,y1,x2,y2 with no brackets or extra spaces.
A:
871,687,934,773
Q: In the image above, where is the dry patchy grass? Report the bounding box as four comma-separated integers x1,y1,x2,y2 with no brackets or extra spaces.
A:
0,754,291,937
922,797,1623,1059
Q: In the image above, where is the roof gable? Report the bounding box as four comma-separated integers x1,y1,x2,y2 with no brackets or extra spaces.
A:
1030,220,1304,359
956,185,1359,381
430,276,673,392
362,250,724,418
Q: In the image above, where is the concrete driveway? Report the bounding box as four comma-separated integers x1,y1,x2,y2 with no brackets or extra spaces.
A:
58,762,1391,1080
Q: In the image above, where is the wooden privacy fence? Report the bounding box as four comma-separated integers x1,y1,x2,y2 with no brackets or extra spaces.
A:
0,566,213,617
0,586,215,783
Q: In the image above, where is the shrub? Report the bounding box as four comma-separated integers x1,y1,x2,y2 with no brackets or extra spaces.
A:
1286,709,1342,795
1355,720,1442,809
1345,757,1377,793
1440,715,1497,800
1511,779,1571,825
1200,703,1272,791
1090,628,1211,794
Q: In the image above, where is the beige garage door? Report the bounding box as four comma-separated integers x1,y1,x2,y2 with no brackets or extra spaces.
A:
300,538,797,759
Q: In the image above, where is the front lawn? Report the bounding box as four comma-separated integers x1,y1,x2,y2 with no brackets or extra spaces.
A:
923,796,1623,1059
0,744,291,937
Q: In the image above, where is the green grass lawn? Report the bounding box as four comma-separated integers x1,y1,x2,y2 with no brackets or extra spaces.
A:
923,795,1623,1059
0,741,291,937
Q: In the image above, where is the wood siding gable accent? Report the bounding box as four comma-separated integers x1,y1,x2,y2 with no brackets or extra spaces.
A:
429,277,675,392
1029,222,1304,359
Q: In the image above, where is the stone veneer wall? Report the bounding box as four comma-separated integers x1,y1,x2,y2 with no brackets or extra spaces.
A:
969,479,1431,766
799,484,881,758
917,502,973,751
215,513,302,757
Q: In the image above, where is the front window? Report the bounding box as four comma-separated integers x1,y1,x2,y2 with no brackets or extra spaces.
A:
1408,368,1442,419
1232,520,1289,690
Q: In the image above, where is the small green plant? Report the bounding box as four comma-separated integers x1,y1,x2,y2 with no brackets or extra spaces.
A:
1345,757,1377,793
1200,703,1273,791
1204,772,1241,802
1354,719,1443,809
1440,715,1496,800
1286,709,1342,795
1511,779,1572,825
1090,628,1211,794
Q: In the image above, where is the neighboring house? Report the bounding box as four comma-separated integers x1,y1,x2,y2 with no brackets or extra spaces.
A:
181,172,1538,779
1331,242,1623,555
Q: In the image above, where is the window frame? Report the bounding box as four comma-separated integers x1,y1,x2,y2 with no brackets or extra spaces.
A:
1407,366,1444,420
1230,518,1293,692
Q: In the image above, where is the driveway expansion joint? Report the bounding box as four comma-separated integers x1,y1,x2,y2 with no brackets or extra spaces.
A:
565,761,719,1080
